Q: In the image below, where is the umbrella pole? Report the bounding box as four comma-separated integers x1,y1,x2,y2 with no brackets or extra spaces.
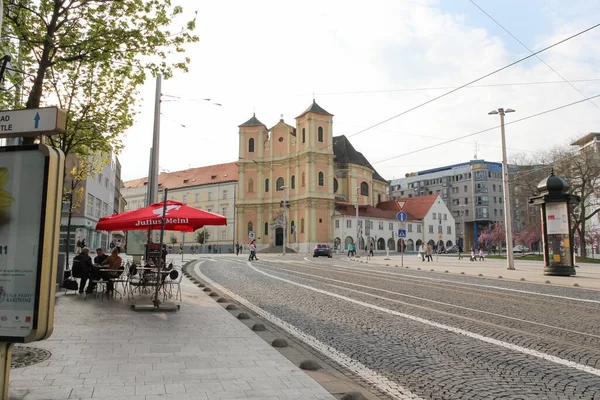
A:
154,188,168,308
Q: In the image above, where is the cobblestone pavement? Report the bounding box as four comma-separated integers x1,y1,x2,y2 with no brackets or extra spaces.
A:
186,256,600,400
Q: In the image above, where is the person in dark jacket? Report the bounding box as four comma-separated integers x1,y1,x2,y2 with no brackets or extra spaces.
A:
73,247,94,294
94,248,108,265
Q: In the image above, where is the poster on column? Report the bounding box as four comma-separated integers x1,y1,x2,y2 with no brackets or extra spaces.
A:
0,149,46,338
546,203,569,235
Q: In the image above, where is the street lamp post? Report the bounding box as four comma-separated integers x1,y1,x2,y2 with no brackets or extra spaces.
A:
459,204,467,249
489,107,516,270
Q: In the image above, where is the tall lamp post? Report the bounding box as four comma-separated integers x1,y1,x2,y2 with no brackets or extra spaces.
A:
279,185,289,255
459,204,467,249
488,107,516,270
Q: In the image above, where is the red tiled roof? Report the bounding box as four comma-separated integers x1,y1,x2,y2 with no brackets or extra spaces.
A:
378,194,439,220
124,162,238,190
336,203,401,220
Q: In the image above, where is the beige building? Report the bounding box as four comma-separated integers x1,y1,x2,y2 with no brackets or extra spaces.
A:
122,162,238,252
236,101,388,253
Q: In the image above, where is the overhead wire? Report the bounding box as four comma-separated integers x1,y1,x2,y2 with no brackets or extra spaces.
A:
372,93,600,166
345,21,600,141
468,0,600,110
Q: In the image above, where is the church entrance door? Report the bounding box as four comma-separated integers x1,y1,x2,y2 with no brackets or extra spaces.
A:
275,228,284,246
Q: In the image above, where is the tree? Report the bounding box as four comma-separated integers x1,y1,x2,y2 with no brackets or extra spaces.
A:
541,145,600,257
195,230,210,245
2,0,198,144
169,234,177,245
62,153,109,267
514,222,542,253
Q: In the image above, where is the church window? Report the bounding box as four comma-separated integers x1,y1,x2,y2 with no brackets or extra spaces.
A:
291,175,296,189
265,178,269,192
248,138,254,153
318,171,324,186
248,179,254,193
247,221,253,234
264,222,268,235
291,220,295,235
276,177,284,191
301,218,305,233
318,126,323,142
333,178,338,193
360,182,369,196
302,128,305,143
302,173,305,187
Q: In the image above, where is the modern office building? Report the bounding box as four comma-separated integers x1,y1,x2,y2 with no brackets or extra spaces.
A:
389,160,518,251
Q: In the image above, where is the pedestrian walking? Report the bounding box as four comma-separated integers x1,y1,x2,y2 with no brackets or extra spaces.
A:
457,245,463,260
470,248,476,262
347,242,353,257
479,247,485,261
426,244,433,262
369,243,374,257
235,242,240,256
419,244,425,261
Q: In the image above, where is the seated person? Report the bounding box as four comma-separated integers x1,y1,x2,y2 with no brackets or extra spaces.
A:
94,248,108,265
100,248,123,294
73,247,94,294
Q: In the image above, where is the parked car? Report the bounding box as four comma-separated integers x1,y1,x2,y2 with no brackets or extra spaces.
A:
313,244,332,258
513,245,530,253
445,245,459,253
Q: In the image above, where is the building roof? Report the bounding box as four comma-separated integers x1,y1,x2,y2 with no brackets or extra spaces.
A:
335,203,402,220
571,132,600,147
296,100,333,119
238,113,266,128
378,194,439,220
333,135,387,182
124,161,238,190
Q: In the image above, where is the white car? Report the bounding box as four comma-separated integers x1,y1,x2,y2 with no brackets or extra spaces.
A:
513,245,529,253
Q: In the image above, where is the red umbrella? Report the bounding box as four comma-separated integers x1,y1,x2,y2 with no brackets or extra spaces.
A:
96,200,227,232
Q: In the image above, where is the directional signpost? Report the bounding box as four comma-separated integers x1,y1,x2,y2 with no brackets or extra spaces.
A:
0,107,66,138
396,212,408,267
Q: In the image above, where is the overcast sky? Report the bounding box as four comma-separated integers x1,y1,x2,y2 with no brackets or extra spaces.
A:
120,0,600,182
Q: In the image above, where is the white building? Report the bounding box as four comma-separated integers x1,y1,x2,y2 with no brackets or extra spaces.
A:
333,194,455,253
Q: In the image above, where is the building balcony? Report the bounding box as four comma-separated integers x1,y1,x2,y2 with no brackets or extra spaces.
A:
475,188,488,193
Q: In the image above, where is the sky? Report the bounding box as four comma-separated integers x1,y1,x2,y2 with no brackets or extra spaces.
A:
119,0,600,182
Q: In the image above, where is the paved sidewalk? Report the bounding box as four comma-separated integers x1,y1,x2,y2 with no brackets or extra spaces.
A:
343,252,600,289
9,275,334,400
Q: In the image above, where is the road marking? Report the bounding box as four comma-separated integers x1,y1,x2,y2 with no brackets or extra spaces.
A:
257,263,600,340
193,261,422,400
246,262,600,378
304,261,600,305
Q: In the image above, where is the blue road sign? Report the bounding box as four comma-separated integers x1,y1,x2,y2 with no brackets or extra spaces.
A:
398,229,407,238
396,211,408,222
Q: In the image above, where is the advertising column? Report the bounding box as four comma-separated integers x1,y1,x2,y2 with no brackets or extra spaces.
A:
544,202,571,267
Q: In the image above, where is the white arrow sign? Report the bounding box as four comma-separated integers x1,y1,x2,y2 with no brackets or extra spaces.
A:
0,107,66,138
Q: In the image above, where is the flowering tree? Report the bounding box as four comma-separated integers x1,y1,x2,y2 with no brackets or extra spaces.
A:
514,222,542,253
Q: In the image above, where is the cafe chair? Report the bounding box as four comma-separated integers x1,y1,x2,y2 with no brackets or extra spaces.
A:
162,268,183,302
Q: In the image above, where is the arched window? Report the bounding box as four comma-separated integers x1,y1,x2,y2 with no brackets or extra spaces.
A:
248,179,254,193
290,220,295,235
301,173,305,187
360,182,369,196
265,178,269,192
247,221,253,234
333,178,338,193
248,138,255,153
302,128,305,143
264,222,269,235
301,218,305,233
318,126,323,142
318,171,324,186
291,175,296,189
276,177,284,191
377,194,381,204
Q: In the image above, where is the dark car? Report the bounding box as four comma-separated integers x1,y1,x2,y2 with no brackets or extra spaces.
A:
313,244,332,258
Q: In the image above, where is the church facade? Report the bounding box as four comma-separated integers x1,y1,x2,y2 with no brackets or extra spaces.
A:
235,101,388,253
